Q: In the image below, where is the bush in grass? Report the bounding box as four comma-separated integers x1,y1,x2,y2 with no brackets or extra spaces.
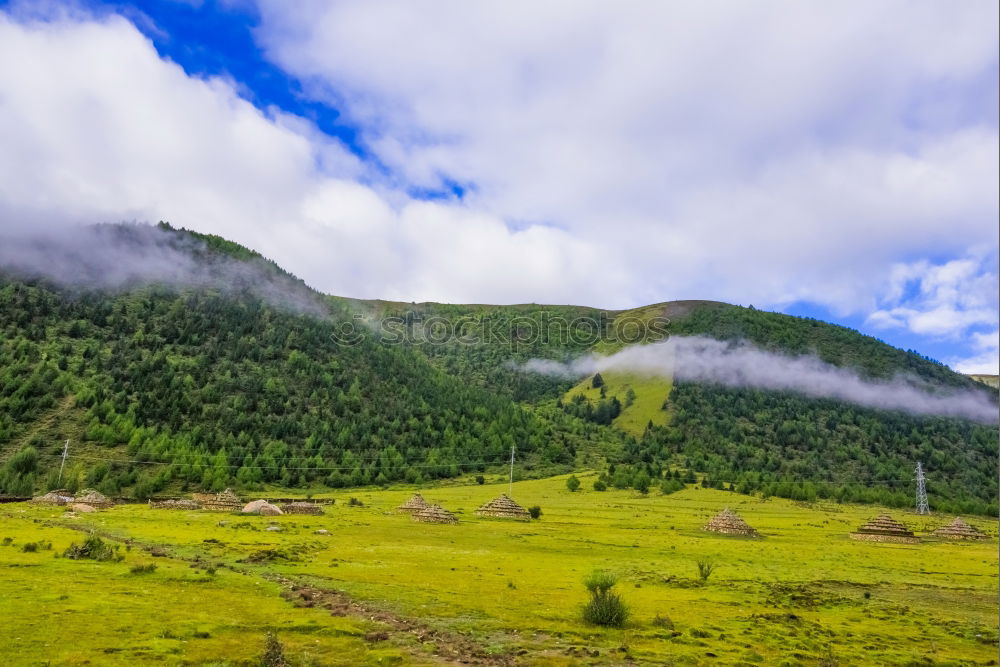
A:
63,535,121,562
130,563,157,574
347,497,364,507
528,506,542,519
261,631,289,667
21,542,38,552
593,479,607,491
696,560,717,582
652,614,674,630
566,475,581,492
582,570,629,627
475,475,485,485
2,537,11,546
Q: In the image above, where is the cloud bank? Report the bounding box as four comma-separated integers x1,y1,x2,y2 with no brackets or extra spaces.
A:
0,3,996,370
519,337,998,423
0,224,329,316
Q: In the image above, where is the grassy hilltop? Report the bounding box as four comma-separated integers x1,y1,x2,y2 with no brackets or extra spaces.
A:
1,476,997,665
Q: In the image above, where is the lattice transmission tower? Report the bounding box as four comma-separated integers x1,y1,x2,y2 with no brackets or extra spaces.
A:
915,462,929,515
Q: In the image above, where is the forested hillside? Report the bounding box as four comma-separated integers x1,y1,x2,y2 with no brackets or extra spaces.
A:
0,224,995,514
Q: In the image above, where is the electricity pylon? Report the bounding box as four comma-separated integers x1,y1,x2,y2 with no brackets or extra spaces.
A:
915,462,929,515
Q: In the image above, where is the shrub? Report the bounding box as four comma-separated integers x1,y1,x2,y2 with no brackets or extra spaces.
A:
528,506,542,519
63,535,121,562
130,563,157,574
21,542,38,553
347,497,364,507
261,631,289,667
593,479,607,491
652,614,674,630
2,537,11,546
696,560,717,582
659,478,685,495
582,570,629,627
566,475,581,492
475,475,485,485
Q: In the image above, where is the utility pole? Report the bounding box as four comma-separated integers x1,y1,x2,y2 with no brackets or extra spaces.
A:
508,445,515,497
915,461,929,515
58,439,69,486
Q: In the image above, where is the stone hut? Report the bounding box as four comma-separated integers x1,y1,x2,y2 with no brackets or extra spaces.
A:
149,499,202,510
281,501,324,516
30,490,74,506
850,514,918,543
411,503,458,524
474,494,531,521
703,508,760,537
242,499,283,516
397,493,430,513
932,517,986,540
75,488,114,509
200,488,242,512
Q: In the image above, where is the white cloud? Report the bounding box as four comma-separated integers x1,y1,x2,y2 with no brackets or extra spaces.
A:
254,0,998,313
0,10,610,304
950,330,1000,375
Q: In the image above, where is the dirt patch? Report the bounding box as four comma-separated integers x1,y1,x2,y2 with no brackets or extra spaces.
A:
273,575,514,666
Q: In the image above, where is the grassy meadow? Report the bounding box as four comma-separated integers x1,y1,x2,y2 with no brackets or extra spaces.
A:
1,474,997,666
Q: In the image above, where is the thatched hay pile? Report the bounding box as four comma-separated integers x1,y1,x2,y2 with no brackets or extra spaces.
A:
850,514,918,543
281,501,324,515
201,488,242,512
75,488,114,509
933,517,985,540
242,499,283,516
474,494,531,521
30,490,74,506
703,508,759,537
70,503,97,513
149,499,202,510
411,503,458,524
397,493,429,513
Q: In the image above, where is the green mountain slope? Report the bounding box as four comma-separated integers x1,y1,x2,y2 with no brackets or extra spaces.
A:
0,224,995,515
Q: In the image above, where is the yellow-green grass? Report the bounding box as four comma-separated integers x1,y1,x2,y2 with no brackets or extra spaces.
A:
0,509,400,666
3,475,996,665
565,371,672,437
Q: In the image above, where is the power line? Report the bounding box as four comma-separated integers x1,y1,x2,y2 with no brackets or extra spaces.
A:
915,461,930,514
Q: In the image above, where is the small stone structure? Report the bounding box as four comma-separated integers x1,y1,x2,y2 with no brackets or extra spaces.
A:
932,517,986,540
280,501,324,515
703,508,760,537
75,488,114,509
850,514,918,543
411,503,458,524
474,494,531,521
397,493,430,513
199,488,242,512
149,499,202,510
242,499,283,516
30,490,74,506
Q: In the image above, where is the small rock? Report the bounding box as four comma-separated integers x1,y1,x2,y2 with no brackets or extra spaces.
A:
314,529,330,535
266,526,282,532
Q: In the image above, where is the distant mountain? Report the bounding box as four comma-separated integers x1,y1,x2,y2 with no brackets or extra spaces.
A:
1,223,995,514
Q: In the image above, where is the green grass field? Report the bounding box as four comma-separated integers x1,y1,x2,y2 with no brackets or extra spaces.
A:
565,372,672,437
2,474,997,665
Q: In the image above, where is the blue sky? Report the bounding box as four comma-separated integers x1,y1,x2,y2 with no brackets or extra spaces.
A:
0,0,996,372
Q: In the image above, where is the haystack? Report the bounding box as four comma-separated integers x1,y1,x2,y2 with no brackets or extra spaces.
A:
149,499,202,510
70,503,97,513
75,488,114,509
933,517,986,540
475,494,531,521
411,503,458,524
242,499,283,516
397,493,429,513
30,490,74,506
201,488,242,512
281,501,323,515
850,514,918,543
703,508,759,537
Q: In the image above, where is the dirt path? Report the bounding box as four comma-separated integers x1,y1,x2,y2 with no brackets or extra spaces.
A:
44,517,516,666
